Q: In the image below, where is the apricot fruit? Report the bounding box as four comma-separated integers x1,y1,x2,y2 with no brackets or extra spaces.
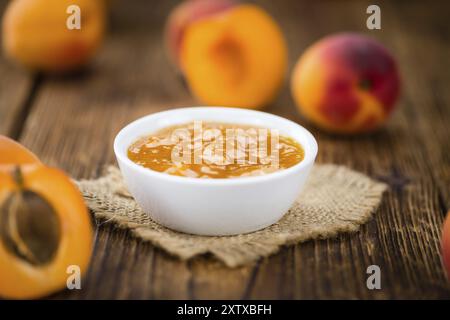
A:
0,138,93,299
165,0,236,69
0,135,40,166
442,211,450,279
291,33,400,134
0,165,94,299
168,1,287,109
2,0,106,73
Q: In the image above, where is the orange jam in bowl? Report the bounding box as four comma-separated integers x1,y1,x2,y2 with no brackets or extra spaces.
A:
128,121,304,179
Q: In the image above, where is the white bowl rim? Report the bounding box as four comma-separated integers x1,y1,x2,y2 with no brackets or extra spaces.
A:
114,107,318,186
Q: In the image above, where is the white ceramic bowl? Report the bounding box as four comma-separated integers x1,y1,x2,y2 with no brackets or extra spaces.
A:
114,107,318,236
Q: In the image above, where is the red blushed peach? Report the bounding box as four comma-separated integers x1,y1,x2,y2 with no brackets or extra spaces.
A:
291,33,400,134
164,0,236,70
442,211,450,279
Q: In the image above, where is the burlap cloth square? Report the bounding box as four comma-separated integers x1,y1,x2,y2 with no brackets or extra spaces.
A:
76,164,387,267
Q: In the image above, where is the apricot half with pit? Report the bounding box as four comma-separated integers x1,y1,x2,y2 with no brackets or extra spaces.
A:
0,165,93,299
0,137,93,299
166,1,287,109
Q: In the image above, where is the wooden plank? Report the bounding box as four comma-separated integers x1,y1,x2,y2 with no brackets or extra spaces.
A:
387,1,450,208
13,0,450,299
0,0,35,137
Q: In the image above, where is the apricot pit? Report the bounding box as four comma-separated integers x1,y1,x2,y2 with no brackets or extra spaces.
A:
0,169,61,266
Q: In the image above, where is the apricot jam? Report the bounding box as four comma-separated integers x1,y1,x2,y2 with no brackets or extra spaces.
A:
128,122,304,179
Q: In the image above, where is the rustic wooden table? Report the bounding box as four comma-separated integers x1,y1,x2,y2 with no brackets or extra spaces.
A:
1,0,449,299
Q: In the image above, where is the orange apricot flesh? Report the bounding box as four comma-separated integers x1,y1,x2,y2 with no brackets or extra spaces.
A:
165,0,236,70
180,4,287,109
0,165,94,299
0,135,40,166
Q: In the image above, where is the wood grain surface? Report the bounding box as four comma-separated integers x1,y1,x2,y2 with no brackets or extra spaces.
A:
0,0,449,299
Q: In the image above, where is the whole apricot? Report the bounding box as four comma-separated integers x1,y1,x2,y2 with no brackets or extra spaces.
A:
2,0,106,73
291,33,400,134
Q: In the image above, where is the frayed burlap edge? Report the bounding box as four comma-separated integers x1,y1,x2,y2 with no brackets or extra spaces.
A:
76,165,387,267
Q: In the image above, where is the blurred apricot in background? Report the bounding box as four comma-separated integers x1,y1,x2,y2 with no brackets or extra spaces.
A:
2,0,106,73
165,0,236,70
165,0,287,109
291,33,400,134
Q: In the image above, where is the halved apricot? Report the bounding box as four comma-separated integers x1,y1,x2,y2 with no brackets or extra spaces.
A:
0,135,40,166
180,4,287,109
164,0,236,69
0,165,94,299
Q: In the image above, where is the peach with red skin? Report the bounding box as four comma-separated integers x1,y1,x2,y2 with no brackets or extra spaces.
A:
442,211,450,279
165,0,236,70
291,33,400,134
